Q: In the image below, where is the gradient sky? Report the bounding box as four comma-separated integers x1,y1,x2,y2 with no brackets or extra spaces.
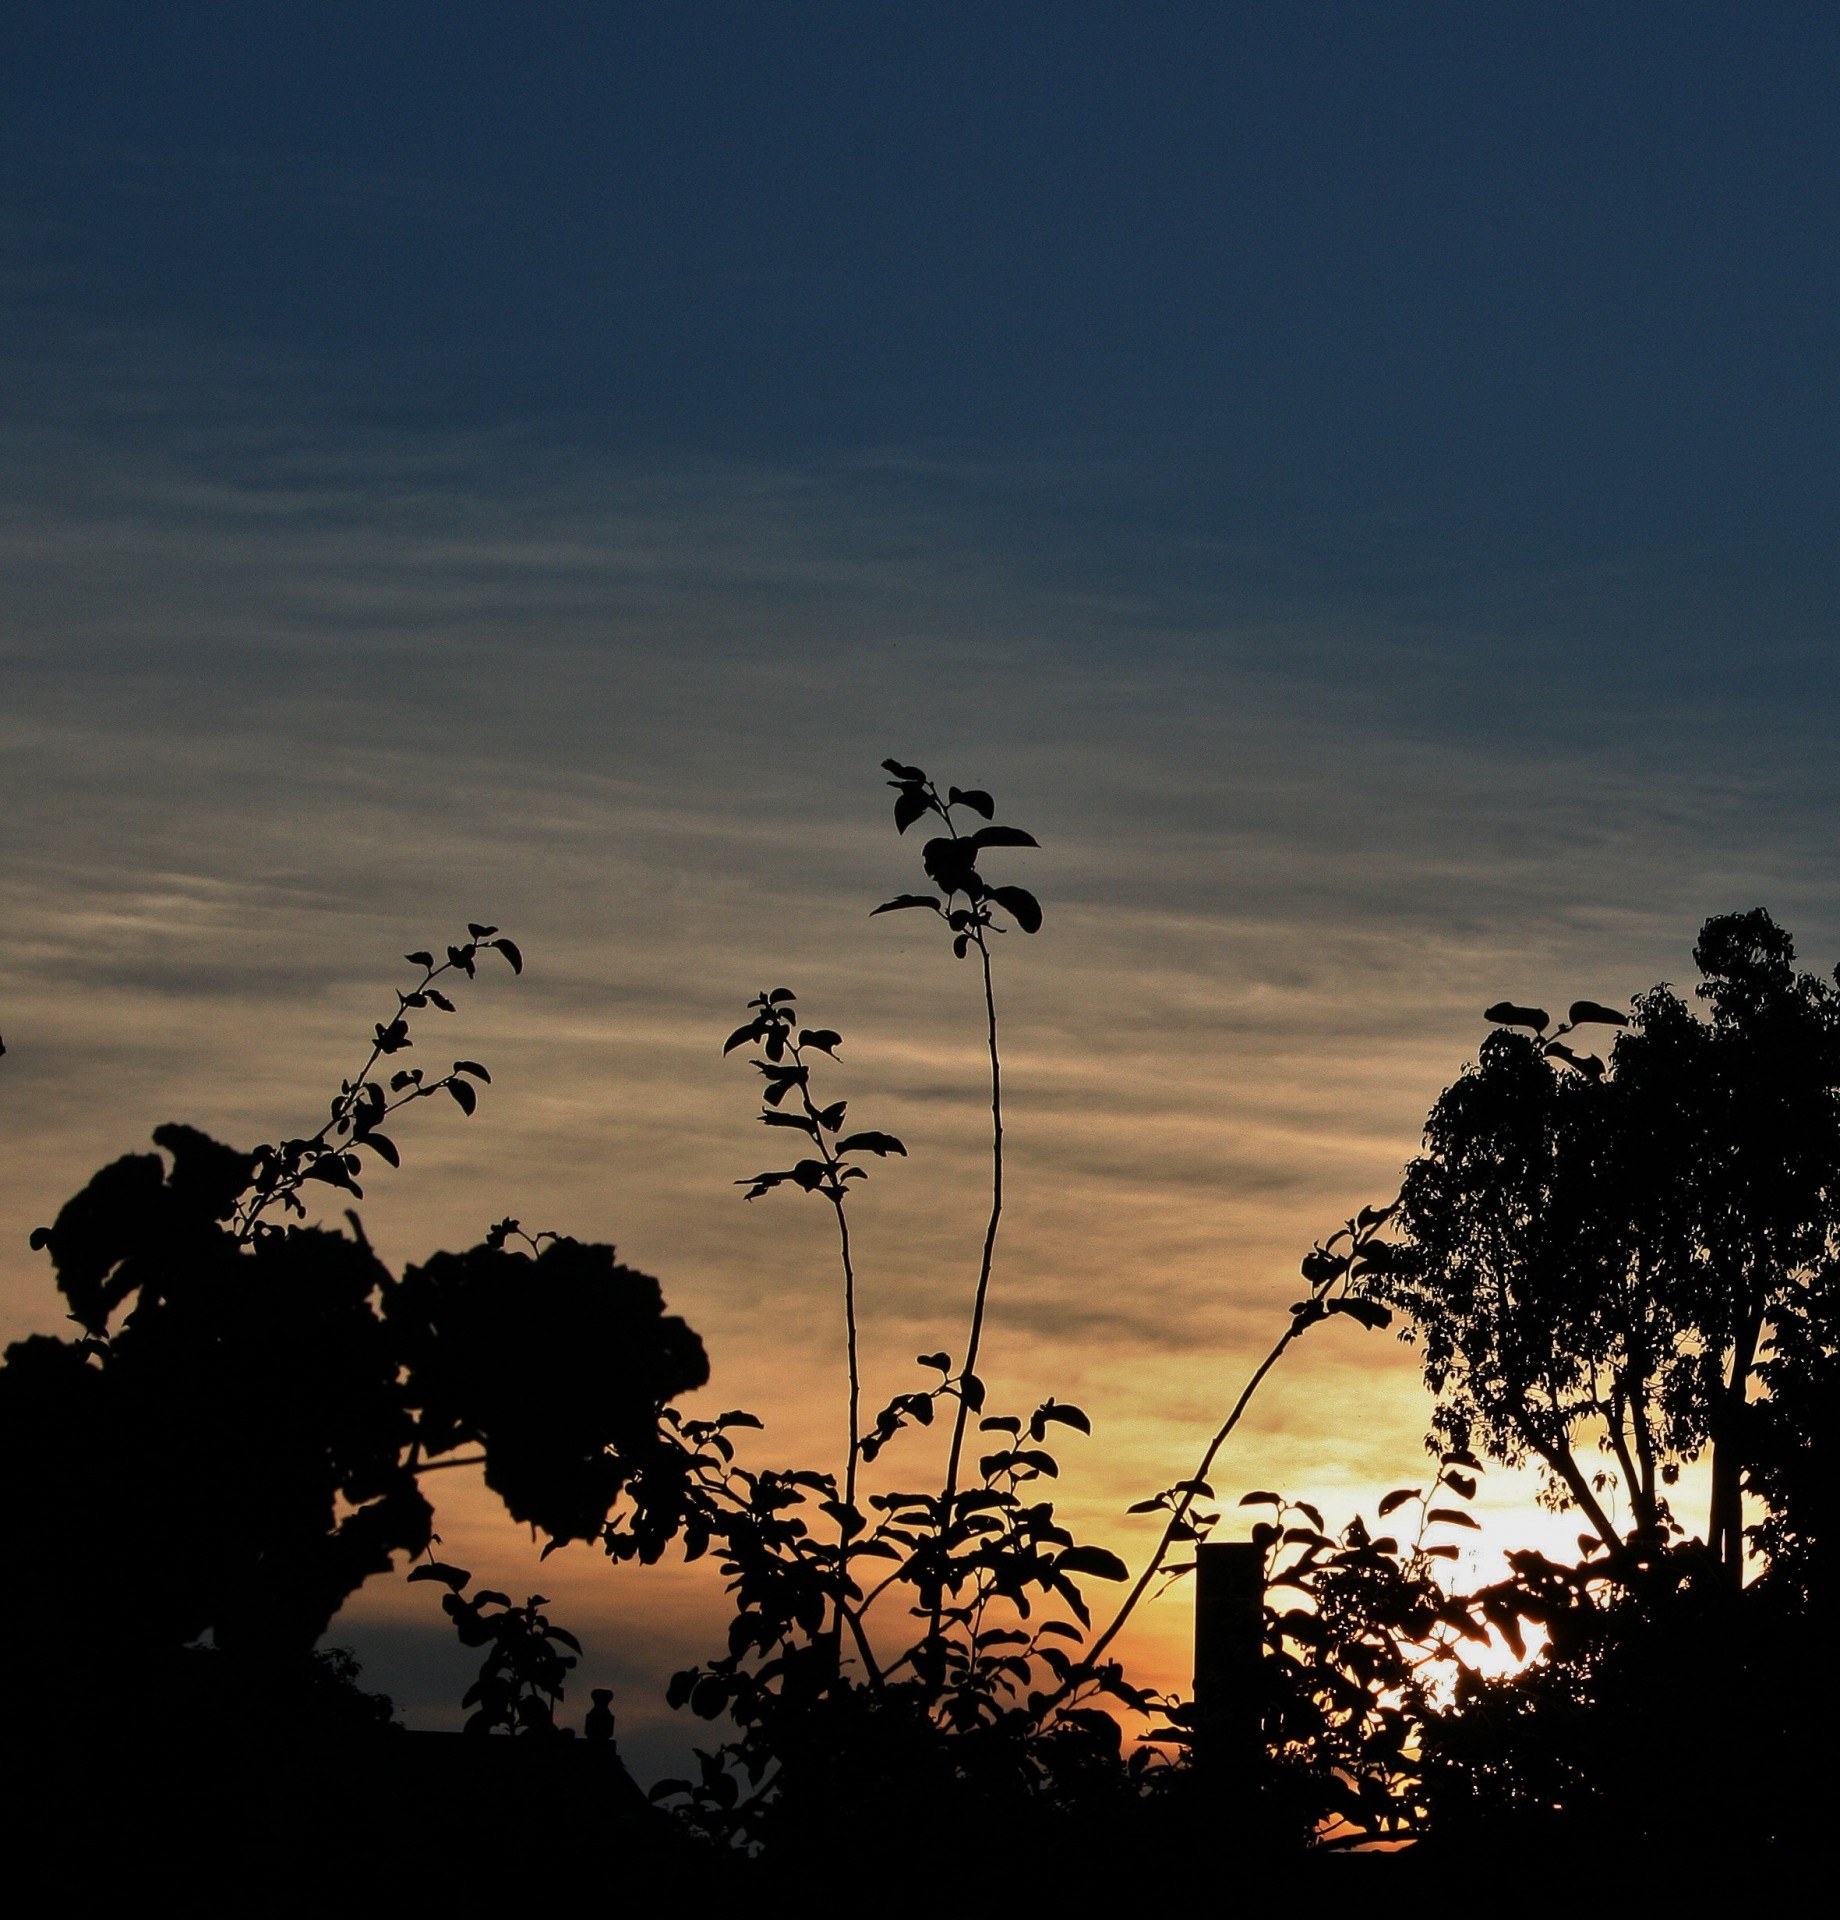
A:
5,4,1838,1777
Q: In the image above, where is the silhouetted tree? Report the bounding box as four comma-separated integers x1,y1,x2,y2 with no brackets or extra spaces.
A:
1358,909,1839,1860
0,928,709,1733
1366,910,1840,1585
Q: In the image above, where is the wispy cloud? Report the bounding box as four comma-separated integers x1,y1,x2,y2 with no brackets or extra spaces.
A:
6,370,1836,1766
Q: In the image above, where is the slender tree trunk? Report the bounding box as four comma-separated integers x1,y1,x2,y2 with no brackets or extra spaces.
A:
1708,1298,1764,1585
1514,1408,1624,1554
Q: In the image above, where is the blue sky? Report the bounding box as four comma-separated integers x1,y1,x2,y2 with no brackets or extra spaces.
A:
9,5,1839,743
11,6,1838,555
3,3,1837,1768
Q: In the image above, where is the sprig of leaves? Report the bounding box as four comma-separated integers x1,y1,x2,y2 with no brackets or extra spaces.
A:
872,760,1043,951
726,989,905,1203
234,924,521,1237
409,1558,587,1738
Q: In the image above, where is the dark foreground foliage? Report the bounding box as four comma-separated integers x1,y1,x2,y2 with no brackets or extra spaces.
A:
0,781,1833,1892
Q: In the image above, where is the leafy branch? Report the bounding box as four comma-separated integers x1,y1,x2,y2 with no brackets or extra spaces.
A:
726,989,904,1563
1068,1206,1398,1688
232,924,522,1240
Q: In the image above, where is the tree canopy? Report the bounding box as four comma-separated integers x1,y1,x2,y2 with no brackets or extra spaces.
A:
1366,908,1840,1590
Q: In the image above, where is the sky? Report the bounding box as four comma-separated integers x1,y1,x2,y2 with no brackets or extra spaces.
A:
4,3,1838,1778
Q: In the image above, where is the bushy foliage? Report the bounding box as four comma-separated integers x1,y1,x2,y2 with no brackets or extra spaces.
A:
0,927,708,1732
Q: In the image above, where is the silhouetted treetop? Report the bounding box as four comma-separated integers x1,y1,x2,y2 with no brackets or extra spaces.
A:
31,1122,255,1334
388,1238,709,1546
1363,908,1840,1586
9,1132,421,1663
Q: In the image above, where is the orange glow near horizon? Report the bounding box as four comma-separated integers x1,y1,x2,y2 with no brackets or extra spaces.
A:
0,447,1802,1786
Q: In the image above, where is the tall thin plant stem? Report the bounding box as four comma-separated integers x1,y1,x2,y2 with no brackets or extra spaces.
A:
941,928,1002,1507
871,763,1041,1676
828,1191,863,1519
1070,1262,1339,1685
785,1038,866,1543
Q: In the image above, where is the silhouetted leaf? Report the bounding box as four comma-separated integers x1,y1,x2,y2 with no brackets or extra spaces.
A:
1239,1491,1284,1507
405,951,435,968
467,924,498,939
1127,1497,1167,1514
882,758,927,782
453,1060,491,1082
947,786,996,818
988,885,1043,933
1377,1489,1421,1517
1427,1508,1481,1528
427,990,456,1011
917,1351,951,1372
407,1562,471,1592
1056,1545,1128,1581
445,1077,477,1116
837,1131,906,1156
969,826,1039,850
799,1028,842,1053
871,894,944,916
894,786,934,834
363,1132,401,1168
1484,1001,1550,1031
1033,1400,1092,1435
491,937,523,974
1329,1297,1393,1330
1568,999,1628,1027
723,1023,760,1055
